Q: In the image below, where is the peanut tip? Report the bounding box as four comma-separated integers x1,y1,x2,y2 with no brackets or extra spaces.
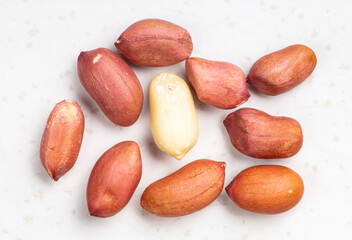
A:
174,153,185,160
59,101,79,122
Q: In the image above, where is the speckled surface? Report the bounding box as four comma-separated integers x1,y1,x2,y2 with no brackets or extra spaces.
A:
1,0,352,239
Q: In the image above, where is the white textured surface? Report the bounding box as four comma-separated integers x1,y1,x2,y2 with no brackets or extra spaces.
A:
1,0,352,239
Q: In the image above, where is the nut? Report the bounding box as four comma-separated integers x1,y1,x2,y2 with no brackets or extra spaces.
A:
86,141,142,218
226,165,304,214
40,100,85,181
115,18,193,66
247,44,317,95
77,48,143,126
223,108,303,159
186,57,250,109
150,72,198,160
141,159,226,217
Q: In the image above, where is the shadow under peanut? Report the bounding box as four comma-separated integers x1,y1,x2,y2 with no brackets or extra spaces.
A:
142,131,169,163
75,172,112,225
31,149,51,183
137,201,216,225
222,193,283,221
221,190,300,224
246,83,281,102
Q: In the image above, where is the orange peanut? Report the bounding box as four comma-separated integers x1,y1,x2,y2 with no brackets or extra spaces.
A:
226,165,304,214
141,159,225,217
247,44,317,95
40,100,85,181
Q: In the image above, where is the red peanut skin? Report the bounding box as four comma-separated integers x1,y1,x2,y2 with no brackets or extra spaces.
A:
87,141,142,218
186,57,250,109
115,18,193,67
77,48,143,126
226,165,304,214
223,108,303,159
140,159,226,217
40,100,85,181
247,44,317,95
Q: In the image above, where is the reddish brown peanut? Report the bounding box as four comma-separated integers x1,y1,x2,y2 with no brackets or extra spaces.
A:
87,141,142,218
226,165,304,214
140,159,226,217
186,57,250,109
247,44,317,95
223,108,303,159
115,18,193,67
40,100,85,181
77,48,143,126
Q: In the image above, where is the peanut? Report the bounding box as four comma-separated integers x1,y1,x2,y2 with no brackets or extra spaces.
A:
247,44,317,95
141,159,226,217
150,72,198,160
86,141,142,218
226,165,304,214
223,108,303,159
77,48,143,126
186,57,250,109
115,19,193,66
40,100,84,181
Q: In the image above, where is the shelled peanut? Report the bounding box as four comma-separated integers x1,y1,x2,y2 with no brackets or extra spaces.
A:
77,48,143,126
186,57,250,109
115,19,193,67
40,100,85,181
87,141,142,218
226,165,304,214
247,44,317,95
224,108,303,159
141,159,226,217
150,72,198,160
